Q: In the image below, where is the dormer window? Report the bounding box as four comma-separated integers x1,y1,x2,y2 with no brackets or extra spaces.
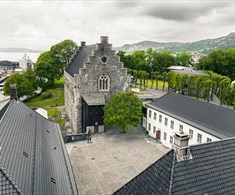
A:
99,73,110,91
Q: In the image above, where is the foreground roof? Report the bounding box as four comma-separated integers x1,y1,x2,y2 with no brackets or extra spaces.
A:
147,92,235,138
114,138,235,194
0,100,78,195
66,44,96,76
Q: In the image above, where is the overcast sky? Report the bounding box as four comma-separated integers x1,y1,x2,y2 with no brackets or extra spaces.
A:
0,0,235,50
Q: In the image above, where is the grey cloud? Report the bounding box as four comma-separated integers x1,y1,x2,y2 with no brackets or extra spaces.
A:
142,2,231,21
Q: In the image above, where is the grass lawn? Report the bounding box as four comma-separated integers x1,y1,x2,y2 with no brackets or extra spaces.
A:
135,79,168,91
45,107,66,136
25,77,64,108
24,77,67,135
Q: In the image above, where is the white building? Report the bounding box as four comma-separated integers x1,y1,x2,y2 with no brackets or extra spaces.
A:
145,92,235,148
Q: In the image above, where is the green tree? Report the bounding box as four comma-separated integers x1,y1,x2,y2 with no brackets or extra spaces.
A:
219,78,231,106
176,52,193,66
103,92,143,132
161,72,168,91
50,39,78,71
4,72,37,98
35,51,62,87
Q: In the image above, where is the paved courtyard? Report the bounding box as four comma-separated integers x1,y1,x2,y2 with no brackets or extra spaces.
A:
67,126,169,195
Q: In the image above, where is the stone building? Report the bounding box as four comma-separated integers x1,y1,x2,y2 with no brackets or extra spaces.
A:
64,36,130,133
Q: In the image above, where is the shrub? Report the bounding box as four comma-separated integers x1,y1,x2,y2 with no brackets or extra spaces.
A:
40,91,52,100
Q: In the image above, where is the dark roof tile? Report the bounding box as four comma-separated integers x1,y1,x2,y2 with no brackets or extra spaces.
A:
114,138,235,194
66,45,96,76
148,92,235,138
0,100,78,195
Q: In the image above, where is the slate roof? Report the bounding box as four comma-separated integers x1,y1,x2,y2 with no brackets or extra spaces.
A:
82,93,105,106
114,138,235,195
66,44,96,76
147,92,235,138
0,100,78,195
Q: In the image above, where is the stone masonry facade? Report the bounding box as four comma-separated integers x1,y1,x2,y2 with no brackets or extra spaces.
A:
64,36,131,133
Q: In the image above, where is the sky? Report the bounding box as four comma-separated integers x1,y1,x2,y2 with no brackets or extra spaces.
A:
0,0,235,50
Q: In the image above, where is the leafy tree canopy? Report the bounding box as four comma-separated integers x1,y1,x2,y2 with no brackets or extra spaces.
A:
103,92,143,132
198,48,235,80
35,39,78,88
4,71,37,98
34,51,62,87
50,39,78,69
176,52,193,66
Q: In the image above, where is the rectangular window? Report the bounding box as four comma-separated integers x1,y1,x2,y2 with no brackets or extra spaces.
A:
164,132,167,140
164,118,168,126
189,129,193,139
197,133,202,143
170,136,173,144
153,126,156,134
154,112,157,120
207,138,212,142
170,120,174,129
148,123,151,131
149,110,152,118
179,125,183,131
159,115,162,123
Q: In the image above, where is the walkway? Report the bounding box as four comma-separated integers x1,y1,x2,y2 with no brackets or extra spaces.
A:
67,126,169,195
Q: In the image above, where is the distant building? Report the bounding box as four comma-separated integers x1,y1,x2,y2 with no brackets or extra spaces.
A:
145,92,235,148
0,99,78,195
167,66,207,76
19,54,34,70
64,36,130,133
114,134,235,194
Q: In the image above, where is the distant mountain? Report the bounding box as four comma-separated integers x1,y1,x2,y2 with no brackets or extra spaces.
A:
0,47,43,53
116,33,235,54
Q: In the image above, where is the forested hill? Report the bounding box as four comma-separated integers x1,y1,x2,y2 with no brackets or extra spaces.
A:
116,33,235,54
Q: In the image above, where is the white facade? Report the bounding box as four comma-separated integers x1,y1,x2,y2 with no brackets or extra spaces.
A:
146,107,220,148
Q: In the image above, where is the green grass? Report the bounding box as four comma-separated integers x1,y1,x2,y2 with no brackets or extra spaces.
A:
135,79,169,91
24,77,66,135
45,107,66,136
25,77,64,108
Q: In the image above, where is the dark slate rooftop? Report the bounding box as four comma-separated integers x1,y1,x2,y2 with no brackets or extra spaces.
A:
66,44,96,76
114,138,235,195
147,92,235,138
0,100,78,195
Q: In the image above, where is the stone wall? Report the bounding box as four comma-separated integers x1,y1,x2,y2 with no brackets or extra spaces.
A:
65,36,131,133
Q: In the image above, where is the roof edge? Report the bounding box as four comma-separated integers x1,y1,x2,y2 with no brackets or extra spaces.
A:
55,123,79,195
0,166,23,194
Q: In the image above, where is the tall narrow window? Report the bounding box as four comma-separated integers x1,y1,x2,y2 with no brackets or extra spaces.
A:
197,133,202,143
189,129,193,139
154,112,157,120
99,73,110,91
149,110,152,118
159,115,162,123
164,118,168,126
170,121,174,129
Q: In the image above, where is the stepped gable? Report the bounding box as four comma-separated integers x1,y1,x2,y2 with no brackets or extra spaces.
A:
66,44,96,76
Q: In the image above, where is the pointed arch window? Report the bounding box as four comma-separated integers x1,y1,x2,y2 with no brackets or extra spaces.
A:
99,73,110,91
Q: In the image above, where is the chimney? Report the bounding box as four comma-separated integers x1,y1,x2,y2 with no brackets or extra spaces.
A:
100,36,108,44
10,84,18,101
173,130,191,161
81,41,86,47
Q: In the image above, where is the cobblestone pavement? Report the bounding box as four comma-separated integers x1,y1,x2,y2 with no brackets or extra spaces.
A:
67,126,169,195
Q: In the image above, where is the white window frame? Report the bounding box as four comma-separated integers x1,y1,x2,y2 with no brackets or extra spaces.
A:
197,133,202,143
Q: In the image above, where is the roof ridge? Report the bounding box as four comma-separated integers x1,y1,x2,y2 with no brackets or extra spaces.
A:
0,165,23,194
168,151,176,195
